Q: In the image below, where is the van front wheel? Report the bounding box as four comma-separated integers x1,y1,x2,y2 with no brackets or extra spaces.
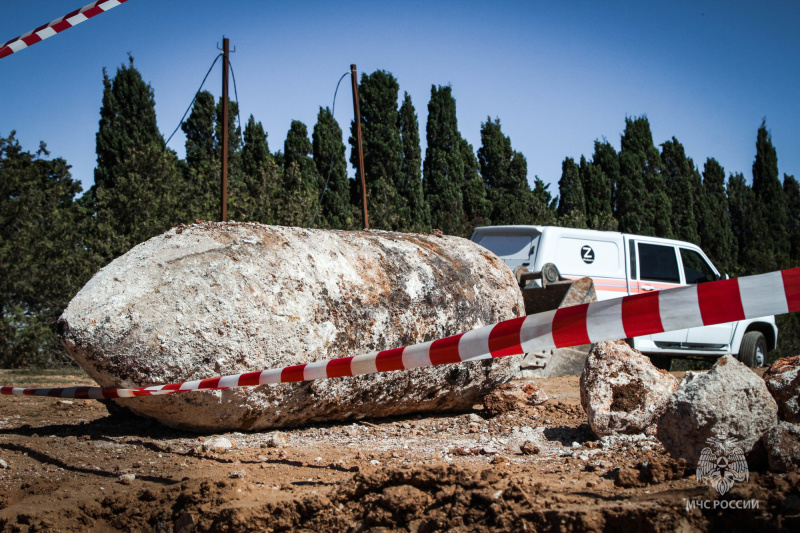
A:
738,331,767,367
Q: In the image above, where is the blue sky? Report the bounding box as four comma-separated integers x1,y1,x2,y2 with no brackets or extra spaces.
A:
1,0,799,197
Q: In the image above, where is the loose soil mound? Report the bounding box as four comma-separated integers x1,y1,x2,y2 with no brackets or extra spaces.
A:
0,370,798,532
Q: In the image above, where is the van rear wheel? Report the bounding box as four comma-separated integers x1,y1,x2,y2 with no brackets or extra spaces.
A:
738,331,767,367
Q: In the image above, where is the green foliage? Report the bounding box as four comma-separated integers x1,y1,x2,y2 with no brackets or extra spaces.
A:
242,115,271,179
784,174,800,264
94,56,163,191
752,120,789,269
478,117,534,227
700,158,737,271
660,137,700,244
726,172,754,276
91,144,185,259
591,140,621,216
423,85,468,236
580,155,615,230
397,93,430,233
618,116,672,238
182,91,217,168
350,70,403,230
312,107,354,229
460,138,492,230
557,157,587,227
1,133,93,367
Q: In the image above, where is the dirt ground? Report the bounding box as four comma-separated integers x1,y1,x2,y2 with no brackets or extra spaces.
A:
0,368,798,532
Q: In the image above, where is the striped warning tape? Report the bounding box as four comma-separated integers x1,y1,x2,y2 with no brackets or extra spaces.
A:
1,0,129,60
2,267,799,400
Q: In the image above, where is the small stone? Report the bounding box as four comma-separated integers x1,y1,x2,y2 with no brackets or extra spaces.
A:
119,473,135,485
0,459,7,469
521,382,549,405
202,436,233,452
55,400,74,408
520,441,539,455
265,431,287,448
229,470,246,479
369,459,381,466
763,356,800,422
614,467,642,488
490,455,509,465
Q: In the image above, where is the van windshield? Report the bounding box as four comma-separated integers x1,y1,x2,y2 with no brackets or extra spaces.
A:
475,234,535,260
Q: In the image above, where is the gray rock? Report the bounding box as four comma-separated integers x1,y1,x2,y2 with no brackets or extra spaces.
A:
580,340,679,437
59,223,524,431
202,436,233,452
657,354,778,464
763,421,800,472
763,356,800,422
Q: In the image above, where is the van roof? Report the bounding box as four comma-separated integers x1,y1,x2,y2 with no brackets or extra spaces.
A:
472,225,703,249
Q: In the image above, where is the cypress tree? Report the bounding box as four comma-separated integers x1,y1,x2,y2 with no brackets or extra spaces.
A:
349,70,403,230
242,114,270,178
700,158,736,271
312,107,353,229
531,177,558,224
752,120,788,268
91,58,182,260
661,137,700,244
278,121,318,226
230,115,271,223
580,156,616,230
727,172,766,275
784,174,800,265
94,56,163,191
460,137,492,230
397,93,430,232
478,117,533,226
591,140,621,217
618,116,672,237
181,90,220,221
557,157,587,228
283,120,318,191
423,85,467,235
182,90,216,168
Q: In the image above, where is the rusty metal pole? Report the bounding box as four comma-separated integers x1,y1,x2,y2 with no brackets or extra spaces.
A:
350,64,369,230
221,36,230,222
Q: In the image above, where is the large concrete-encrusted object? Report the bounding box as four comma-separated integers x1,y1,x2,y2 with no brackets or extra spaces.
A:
763,356,800,423
59,223,525,431
657,355,778,464
580,340,679,437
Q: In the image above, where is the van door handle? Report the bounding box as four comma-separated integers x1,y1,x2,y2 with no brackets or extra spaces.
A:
641,285,656,291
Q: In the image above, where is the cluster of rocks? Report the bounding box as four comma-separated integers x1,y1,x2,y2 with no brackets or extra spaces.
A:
579,342,800,473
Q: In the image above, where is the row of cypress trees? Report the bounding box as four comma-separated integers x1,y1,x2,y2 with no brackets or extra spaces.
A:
1,57,797,367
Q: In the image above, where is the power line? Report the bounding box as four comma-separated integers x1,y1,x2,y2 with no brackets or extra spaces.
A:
228,59,245,145
308,71,351,229
165,53,222,146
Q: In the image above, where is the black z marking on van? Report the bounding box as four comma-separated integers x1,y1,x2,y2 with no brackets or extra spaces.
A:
581,245,595,264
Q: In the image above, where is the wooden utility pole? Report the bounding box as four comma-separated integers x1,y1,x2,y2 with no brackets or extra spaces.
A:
350,64,369,230
221,36,230,222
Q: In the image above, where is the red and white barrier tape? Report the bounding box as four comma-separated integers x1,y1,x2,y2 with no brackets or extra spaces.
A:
1,0,129,60
3,267,799,400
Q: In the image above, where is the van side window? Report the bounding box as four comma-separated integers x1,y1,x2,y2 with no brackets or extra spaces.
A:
637,243,679,283
680,248,716,284
629,240,637,280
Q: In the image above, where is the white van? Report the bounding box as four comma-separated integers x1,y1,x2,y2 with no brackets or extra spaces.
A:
470,225,777,368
